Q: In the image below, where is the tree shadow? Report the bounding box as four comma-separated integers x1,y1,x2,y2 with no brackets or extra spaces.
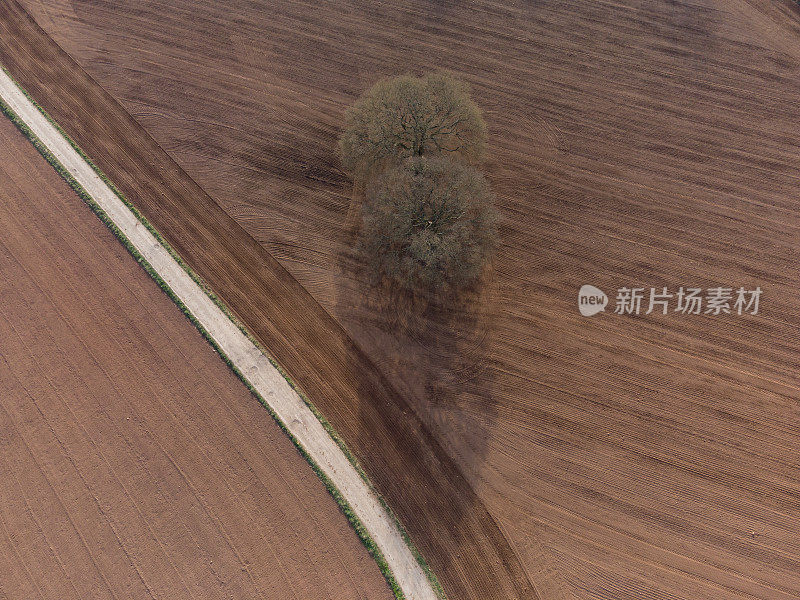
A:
333,226,509,592
334,195,501,512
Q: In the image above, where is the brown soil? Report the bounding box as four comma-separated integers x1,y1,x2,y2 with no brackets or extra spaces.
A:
0,112,392,599
5,0,800,598
0,2,533,598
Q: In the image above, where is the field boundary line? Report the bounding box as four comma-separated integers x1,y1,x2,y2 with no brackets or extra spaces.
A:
0,65,444,600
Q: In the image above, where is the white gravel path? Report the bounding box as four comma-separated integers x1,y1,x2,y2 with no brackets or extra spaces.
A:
0,67,437,600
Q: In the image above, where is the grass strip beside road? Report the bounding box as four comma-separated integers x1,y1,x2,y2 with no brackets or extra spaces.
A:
0,64,445,600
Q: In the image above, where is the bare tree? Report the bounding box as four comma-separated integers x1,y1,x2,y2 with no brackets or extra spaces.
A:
361,156,497,294
339,72,487,178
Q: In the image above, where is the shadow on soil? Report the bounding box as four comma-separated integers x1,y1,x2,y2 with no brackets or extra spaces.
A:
333,198,501,578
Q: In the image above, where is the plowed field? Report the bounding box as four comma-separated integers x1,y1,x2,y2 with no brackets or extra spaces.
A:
4,0,800,598
0,111,391,600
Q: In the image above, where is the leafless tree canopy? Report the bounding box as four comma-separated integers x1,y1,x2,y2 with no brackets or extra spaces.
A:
341,72,497,296
361,156,497,294
339,72,487,177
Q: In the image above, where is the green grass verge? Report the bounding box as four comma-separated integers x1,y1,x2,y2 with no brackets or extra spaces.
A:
0,66,446,600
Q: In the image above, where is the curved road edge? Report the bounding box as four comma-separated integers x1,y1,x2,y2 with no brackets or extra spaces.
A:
0,66,439,600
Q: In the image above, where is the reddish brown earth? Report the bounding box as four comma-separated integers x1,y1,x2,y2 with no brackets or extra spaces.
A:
4,0,800,598
0,113,393,599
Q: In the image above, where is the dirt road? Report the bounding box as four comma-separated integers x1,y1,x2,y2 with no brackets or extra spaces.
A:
0,64,437,600
0,112,392,598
